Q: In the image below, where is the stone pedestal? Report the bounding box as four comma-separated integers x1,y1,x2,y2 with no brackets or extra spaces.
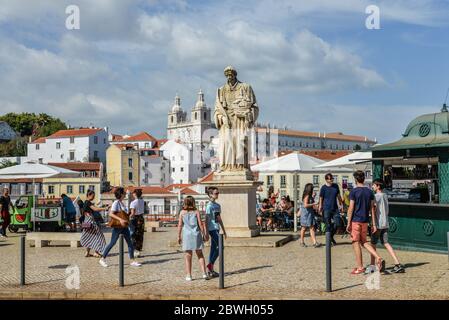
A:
203,170,261,238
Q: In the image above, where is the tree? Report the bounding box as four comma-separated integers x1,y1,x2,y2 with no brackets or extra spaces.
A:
0,159,17,169
0,112,67,156
0,112,67,138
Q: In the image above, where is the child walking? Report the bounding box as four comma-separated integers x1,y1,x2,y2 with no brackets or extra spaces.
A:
366,179,405,273
177,196,209,281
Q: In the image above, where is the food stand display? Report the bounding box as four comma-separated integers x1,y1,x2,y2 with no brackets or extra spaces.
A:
372,105,449,253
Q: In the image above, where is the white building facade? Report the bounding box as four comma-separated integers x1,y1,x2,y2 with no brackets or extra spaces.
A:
140,150,170,187
253,126,376,162
27,128,109,165
160,140,208,185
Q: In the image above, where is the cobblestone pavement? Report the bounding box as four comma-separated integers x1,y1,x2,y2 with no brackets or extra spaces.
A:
0,227,448,300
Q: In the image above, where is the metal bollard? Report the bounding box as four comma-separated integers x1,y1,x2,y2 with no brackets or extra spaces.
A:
20,235,25,286
447,232,449,262
219,233,224,289
119,234,124,287
325,231,332,292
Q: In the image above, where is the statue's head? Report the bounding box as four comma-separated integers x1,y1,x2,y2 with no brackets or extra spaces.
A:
224,65,237,86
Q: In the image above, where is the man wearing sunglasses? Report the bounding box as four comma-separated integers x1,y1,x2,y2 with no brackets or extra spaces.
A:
318,173,343,245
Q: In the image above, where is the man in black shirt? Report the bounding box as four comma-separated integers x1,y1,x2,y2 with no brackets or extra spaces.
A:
0,187,13,237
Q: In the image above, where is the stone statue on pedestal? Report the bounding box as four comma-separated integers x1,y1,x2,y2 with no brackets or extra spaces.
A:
214,66,259,172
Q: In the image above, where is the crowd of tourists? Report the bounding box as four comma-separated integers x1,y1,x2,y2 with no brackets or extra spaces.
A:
1,169,405,279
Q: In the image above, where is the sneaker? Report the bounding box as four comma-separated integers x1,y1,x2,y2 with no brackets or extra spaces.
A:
392,264,405,273
203,273,210,280
185,275,192,281
313,242,322,248
300,242,307,248
364,265,376,274
130,261,142,267
208,270,219,278
99,258,108,268
331,239,337,246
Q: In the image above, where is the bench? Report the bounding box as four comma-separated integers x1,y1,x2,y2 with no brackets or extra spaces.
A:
26,232,81,248
146,221,162,232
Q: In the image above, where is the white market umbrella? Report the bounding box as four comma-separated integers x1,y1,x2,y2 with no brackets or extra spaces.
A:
0,162,80,179
314,151,372,169
251,152,351,232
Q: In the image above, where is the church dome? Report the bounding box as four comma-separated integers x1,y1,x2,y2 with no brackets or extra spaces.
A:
194,89,206,109
171,94,182,113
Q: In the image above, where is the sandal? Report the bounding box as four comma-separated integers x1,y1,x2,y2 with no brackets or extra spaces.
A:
350,268,366,275
377,258,386,272
85,252,92,258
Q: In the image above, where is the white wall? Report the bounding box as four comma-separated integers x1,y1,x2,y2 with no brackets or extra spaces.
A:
26,130,109,165
140,156,170,186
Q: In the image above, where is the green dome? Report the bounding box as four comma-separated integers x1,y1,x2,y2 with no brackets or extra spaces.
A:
373,104,449,151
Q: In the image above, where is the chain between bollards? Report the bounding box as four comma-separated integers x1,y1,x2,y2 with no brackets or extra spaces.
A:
119,234,124,287
325,231,332,292
219,232,224,289
20,234,25,286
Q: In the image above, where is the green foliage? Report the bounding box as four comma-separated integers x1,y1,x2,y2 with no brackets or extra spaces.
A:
0,159,17,169
0,113,67,157
353,144,362,151
0,136,28,157
0,112,67,137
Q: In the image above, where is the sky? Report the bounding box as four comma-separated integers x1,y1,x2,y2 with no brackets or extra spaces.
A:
0,0,448,143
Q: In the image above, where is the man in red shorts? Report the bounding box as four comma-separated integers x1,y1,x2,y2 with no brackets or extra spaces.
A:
346,171,385,274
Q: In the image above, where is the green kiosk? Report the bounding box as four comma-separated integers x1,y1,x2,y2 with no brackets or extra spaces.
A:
372,104,449,253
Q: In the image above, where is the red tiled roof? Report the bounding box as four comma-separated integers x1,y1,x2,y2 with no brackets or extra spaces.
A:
30,137,46,144
120,132,157,142
111,134,124,142
256,127,375,143
299,150,352,161
166,183,193,191
48,162,101,172
111,143,138,150
127,186,175,195
153,139,168,149
198,171,214,183
47,128,102,139
180,187,198,195
0,178,43,183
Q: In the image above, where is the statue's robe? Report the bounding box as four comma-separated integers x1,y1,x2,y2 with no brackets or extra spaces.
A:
214,80,259,171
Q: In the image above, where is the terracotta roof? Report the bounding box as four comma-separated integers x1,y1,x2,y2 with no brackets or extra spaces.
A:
110,134,124,142
166,183,193,191
111,143,138,150
197,171,215,183
30,137,46,144
256,127,375,143
153,139,168,149
299,150,352,161
0,178,43,183
48,162,101,172
47,128,102,139
180,187,198,195
120,132,157,142
127,186,175,195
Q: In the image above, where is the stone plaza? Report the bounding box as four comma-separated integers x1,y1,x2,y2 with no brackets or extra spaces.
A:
0,227,448,300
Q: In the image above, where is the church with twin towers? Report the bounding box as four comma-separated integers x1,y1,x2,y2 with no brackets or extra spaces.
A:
166,89,376,166
166,89,218,147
